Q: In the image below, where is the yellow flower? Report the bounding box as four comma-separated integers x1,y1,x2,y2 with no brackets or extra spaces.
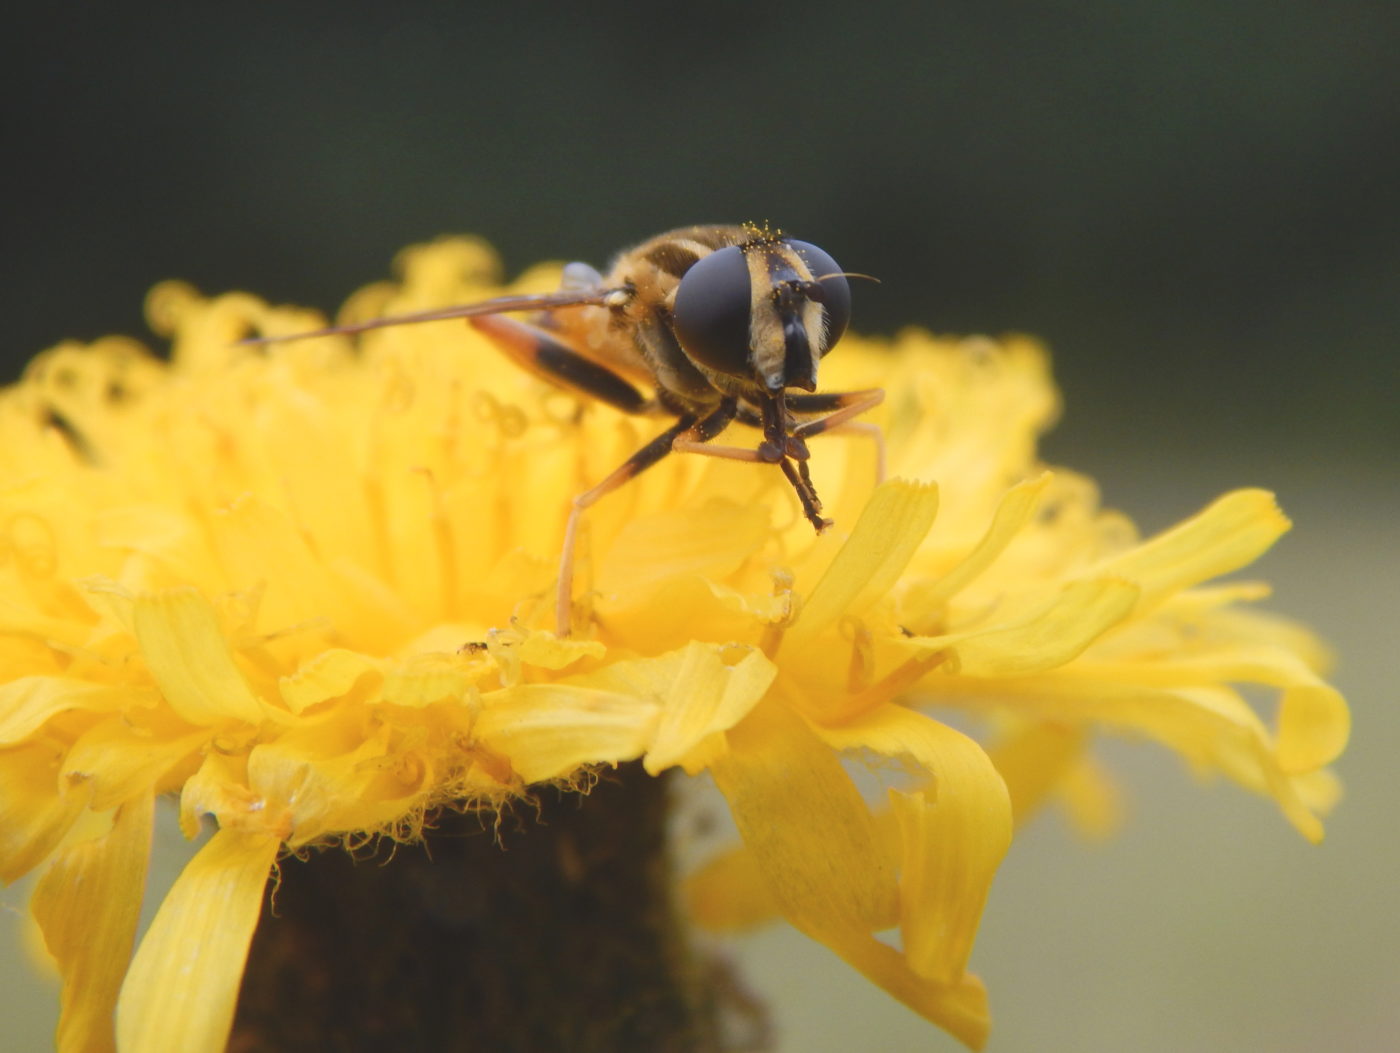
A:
1,237,1347,1052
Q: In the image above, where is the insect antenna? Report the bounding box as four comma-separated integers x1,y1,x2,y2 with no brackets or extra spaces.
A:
818,271,881,285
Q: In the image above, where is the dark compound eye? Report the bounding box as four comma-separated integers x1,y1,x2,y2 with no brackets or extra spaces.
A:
671,245,753,377
785,240,850,356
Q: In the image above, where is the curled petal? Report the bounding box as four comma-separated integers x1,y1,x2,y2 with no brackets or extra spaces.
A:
1224,648,1347,773
473,684,659,783
277,649,381,714
814,706,1011,983
711,701,1001,1044
643,642,776,775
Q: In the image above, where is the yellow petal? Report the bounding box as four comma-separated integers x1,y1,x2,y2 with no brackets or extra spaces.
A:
597,496,770,594
0,677,147,746
834,935,992,1050
1291,766,1343,816
983,720,1125,837
1157,580,1274,617
380,652,476,708
1203,601,1335,671
708,697,991,1048
642,643,776,775
984,719,1087,828
208,496,347,635
1087,489,1289,610
277,648,381,713
515,631,607,669
682,841,780,933
815,706,1011,983
116,828,279,1053
1054,750,1125,839
938,677,1326,842
132,588,268,725
710,698,899,938
473,683,660,783
467,626,606,687
0,739,86,882
1070,644,1349,773
902,472,1051,631
589,572,789,655
178,750,255,840
244,741,395,847
925,577,1140,677
1253,653,1348,773
63,718,207,810
32,793,153,1053
788,480,939,646
95,504,220,591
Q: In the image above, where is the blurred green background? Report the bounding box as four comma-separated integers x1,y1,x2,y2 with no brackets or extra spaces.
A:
3,4,1395,1050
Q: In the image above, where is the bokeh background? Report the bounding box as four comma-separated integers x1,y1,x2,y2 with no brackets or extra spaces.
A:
3,4,1395,1050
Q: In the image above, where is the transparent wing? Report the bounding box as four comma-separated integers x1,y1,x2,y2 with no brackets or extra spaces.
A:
238,287,626,346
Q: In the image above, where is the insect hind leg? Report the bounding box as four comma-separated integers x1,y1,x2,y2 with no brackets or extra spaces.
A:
469,314,656,416
554,412,699,635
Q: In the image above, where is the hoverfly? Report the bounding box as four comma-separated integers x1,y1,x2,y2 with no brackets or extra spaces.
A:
245,224,883,635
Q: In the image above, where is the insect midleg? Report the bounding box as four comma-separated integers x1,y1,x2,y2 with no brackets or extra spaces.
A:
555,402,735,636
468,314,657,415
669,400,772,461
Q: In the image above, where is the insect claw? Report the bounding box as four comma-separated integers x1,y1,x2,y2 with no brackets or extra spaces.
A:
756,440,785,463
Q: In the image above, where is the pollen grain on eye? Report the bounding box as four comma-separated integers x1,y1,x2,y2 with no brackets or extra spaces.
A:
0,236,1348,1053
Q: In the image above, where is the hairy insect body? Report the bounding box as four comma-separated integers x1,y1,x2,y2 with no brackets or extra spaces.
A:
554,227,831,408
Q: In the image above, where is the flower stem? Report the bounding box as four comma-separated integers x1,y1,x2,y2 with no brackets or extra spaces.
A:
230,764,728,1052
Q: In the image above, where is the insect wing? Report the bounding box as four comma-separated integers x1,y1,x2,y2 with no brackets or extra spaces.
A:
238,288,625,346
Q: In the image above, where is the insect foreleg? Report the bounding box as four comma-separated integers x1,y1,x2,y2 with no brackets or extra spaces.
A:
468,315,657,416
669,398,764,460
779,458,831,532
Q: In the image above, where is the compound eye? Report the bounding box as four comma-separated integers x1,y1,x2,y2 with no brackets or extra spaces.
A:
672,245,753,377
787,240,850,355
